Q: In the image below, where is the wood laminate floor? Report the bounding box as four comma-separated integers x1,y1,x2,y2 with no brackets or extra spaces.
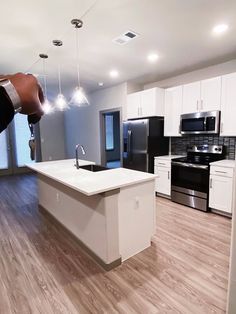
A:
0,174,232,314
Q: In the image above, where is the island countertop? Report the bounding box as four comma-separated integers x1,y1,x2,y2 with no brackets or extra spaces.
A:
27,159,157,196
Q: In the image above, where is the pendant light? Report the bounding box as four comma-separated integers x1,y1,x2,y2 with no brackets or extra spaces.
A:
39,53,53,114
52,39,68,111
70,18,89,106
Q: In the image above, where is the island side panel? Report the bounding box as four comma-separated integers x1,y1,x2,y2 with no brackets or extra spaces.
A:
118,180,156,261
37,174,120,265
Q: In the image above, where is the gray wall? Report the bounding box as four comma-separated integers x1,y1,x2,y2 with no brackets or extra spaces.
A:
39,111,66,161
64,83,127,164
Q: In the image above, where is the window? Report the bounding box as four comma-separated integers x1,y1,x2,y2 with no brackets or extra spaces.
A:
105,115,114,150
14,114,35,167
0,130,8,169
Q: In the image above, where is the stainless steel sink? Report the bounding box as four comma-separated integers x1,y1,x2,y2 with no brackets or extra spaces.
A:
80,164,109,172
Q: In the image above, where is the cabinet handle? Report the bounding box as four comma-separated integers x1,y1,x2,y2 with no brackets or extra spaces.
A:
138,107,140,116
221,122,223,133
210,178,212,188
197,100,199,111
201,99,203,110
140,107,142,116
168,171,170,180
215,170,227,174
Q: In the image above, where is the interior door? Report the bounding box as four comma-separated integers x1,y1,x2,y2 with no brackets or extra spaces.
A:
130,119,148,172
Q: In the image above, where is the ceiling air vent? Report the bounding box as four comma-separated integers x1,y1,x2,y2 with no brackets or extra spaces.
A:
112,30,139,45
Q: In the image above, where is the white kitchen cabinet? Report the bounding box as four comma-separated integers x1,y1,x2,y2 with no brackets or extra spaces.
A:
126,91,141,119
182,81,201,114
155,166,170,196
164,86,183,136
182,77,221,114
126,88,164,120
220,72,236,136
209,164,234,214
200,76,221,111
154,156,185,198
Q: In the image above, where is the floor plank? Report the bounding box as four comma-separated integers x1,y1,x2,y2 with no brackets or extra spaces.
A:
0,174,231,313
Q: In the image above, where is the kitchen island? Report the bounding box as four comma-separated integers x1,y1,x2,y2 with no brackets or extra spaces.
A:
27,159,156,270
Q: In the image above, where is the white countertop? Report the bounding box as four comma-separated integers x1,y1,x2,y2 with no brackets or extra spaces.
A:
27,159,157,196
210,159,236,168
154,155,184,160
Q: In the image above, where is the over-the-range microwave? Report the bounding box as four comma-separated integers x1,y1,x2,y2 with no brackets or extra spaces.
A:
180,110,220,135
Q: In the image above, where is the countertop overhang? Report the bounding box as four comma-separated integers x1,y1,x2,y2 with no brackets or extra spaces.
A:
27,159,157,196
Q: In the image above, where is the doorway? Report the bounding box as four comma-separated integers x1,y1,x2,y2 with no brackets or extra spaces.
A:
100,109,122,169
0,114,40,176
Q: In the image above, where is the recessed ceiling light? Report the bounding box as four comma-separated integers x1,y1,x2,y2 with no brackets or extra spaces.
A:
147,53,159,62
109,70,119,78
98,82,104,87
213,24,229,34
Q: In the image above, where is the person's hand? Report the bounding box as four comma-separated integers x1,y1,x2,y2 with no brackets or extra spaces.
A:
1,72,45,122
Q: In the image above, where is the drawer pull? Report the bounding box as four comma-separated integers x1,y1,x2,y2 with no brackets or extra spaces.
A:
157,162,166,165
215,170,227,174
168,171,170,180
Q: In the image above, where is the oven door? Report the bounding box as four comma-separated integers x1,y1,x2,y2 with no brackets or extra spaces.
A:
171,162,209,211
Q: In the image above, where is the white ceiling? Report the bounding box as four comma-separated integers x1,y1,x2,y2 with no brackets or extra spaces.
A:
1,0,236,95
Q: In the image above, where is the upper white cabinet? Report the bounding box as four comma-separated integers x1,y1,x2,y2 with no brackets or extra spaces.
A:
220,72,236,136
182,76,221,114
182,81,201,113
164,86,183,137
201,76,221,111
126,92,141,120
126,87,164,120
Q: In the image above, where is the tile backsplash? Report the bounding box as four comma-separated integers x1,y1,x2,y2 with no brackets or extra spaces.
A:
171,136,236,160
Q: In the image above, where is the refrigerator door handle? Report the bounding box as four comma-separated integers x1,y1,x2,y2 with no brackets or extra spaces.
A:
127,130,132,159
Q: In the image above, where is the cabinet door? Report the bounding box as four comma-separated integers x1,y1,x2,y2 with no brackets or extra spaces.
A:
164,86,183,136
200,76,221,111
155,166,171,196
221,73,236,136
126,92,141,119
182,81,201,114
209,175,233,213
140,88,164,117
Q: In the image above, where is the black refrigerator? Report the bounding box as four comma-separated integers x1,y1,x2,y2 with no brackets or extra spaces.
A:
123,117,169,173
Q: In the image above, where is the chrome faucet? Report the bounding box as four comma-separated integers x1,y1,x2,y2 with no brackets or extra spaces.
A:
75,144,86,169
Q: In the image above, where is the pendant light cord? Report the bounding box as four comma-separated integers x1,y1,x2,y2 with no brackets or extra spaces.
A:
58,63,62,94
43,58,48,99
75,27,81,88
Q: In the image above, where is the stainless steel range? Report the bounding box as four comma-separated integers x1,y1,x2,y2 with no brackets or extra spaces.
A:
171,145,225,212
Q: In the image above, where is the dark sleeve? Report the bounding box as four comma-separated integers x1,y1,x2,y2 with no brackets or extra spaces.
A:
0,87,14,133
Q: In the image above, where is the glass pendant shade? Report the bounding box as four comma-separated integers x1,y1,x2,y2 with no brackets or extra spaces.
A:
55,93,68,111
42,99,54,114
71,86,89,106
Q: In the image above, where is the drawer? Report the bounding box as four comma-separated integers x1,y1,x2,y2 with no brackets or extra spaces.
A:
210,166,234,178
154,159,171,168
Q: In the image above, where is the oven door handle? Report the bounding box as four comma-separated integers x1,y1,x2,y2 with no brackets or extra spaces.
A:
171,161,208,170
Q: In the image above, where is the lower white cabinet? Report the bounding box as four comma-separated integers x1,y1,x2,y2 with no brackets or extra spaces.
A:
154,157,172,197
209,164,234,214
155,166,171,196
154,155,184,197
